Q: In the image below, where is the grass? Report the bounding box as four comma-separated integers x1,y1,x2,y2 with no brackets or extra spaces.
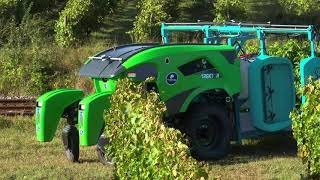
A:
0,116,113,179
208,136,305,179
0,116,306,179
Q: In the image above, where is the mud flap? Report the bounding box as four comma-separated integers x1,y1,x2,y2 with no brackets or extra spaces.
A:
35,89,84,142
78,92,112,146
248,56,295,132
300,57,320,103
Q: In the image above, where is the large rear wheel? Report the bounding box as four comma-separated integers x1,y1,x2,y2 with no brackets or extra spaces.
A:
185,104,231,160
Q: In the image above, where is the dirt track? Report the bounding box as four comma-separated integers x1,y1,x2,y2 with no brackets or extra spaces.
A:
0,97,36,116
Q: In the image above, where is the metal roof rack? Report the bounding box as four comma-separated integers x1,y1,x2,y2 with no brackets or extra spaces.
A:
161,22,318,57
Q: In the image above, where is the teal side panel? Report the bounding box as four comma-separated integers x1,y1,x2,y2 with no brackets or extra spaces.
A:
248,55,295,132
300,57,320,103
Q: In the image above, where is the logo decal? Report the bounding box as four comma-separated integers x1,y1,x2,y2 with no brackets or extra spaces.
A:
201,73,220,79
79,112,83,126
36,107,40,126
79,129,84,135
128,72,137,78
166,72,178,85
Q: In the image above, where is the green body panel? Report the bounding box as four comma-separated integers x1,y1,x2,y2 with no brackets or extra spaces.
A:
123,45,241,112
35,89,84,142
78,92,112,146
93,78,117,93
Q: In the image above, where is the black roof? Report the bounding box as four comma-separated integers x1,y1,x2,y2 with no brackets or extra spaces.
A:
94,43,158,60
79,43,158,78
79,43,227,78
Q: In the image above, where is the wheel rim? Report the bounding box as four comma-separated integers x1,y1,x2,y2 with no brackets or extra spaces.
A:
195,117,218,147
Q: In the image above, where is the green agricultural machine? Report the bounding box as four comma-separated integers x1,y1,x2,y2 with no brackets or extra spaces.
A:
35,22,320,163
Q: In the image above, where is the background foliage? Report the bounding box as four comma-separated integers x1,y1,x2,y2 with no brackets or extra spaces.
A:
128,0,178,42
1,0,320,47
213,0,246,22
245,39,310,82
291,80,320,177
55,0,117,46
279,0,320,16
0,9,107,95
104,78,207,179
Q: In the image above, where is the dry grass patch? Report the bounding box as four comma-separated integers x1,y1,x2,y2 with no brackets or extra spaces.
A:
0,116,113,179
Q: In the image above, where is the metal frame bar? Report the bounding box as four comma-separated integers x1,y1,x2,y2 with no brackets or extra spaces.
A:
161,22,317,57
163,22,309,28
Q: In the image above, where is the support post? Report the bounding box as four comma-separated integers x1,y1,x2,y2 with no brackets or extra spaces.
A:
307,25,316,58
227,33,256,54
203,26,221,44
257,30,267,56
161,23,170,44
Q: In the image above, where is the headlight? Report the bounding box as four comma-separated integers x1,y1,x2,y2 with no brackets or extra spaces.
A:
79,104,85,110
37,101,43,107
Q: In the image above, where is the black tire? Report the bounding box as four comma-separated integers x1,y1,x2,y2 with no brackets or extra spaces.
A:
96,124,113,165
184,103,231,160
96,134,113,165
62,125,79,162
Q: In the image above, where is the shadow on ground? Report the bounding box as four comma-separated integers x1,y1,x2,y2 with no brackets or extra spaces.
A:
211,133,297,165
79,158,101,164
0,117,14,129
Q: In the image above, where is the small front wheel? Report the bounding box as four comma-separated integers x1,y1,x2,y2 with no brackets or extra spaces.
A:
96,133,113,165
62,125,79,162
96,124,112,165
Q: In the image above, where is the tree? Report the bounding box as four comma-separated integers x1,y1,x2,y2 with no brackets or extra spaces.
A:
213,0,246,22
177,0,214,22
279,0,319,16
129,0,179,42
55,0,118,47
278,0,320,25
245,0,284,23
